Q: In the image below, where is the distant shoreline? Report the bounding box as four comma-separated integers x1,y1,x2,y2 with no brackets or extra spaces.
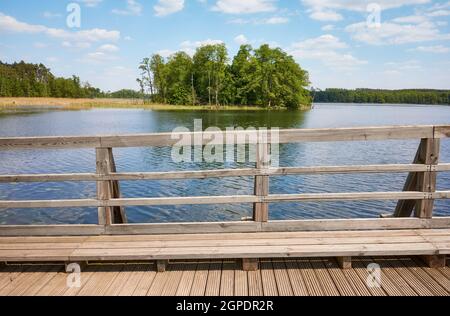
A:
0,98,311,111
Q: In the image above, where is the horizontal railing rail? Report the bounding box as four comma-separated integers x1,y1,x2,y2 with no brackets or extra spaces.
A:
0,125,449,236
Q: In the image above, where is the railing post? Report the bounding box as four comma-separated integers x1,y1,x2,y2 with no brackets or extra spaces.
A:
415,138,440,218
96,148,112,225
253,142,270,222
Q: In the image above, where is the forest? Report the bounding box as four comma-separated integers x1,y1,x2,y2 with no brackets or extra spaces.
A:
0,61,104,98
313,88,450,105
137,44,312,109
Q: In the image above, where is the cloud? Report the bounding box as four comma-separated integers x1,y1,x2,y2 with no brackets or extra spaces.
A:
212,0,276,14
98,44,119,52
43,12,62,19
345,19,450,45
62,41,92,49
0,12,120,42
228,16,289,25
33,42,48,48
112,0,143,16
410,45,450,53
79,0,103,7
302,0,430,21
154,0,185,16
289,34,367,69
234,34,248,45
321,24,334,31
180,39,224,55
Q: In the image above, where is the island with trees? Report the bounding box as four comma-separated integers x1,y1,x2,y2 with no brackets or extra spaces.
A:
137,44,312,109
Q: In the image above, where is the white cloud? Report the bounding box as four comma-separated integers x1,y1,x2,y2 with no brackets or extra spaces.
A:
411,45,450,53
98,44,119,52
321,24,334,31
154,0,185,16
43,11,62,19
82,51,118,63
212,0,276,14
427,9,450,16
62,41,91,49
263,16,289,24
289,34,367,69
0,13,120,42
180,39,224,55
112,0,143,16
345,20,450,45
309,10,343,21
234,34,248,45
302,0,430,21
228,16,289,25
79,0,103,7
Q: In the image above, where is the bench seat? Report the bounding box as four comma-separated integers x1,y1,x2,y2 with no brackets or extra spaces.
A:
0,229,448,267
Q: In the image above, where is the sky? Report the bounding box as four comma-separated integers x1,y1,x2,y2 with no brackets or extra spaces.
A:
0,0,449,91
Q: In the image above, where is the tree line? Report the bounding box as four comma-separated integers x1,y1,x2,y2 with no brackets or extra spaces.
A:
0,61,104,98
137,44,312,109
313,88,450,105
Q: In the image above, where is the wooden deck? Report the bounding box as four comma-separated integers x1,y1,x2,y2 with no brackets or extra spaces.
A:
1,257,448,296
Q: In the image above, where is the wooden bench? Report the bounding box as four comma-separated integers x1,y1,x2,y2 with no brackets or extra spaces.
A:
1,228,448,271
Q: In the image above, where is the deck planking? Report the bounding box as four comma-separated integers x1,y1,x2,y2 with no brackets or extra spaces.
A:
0,257,448,296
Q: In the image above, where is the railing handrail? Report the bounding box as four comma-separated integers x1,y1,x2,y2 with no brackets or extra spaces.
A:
0,124,449,236
0,124,449,149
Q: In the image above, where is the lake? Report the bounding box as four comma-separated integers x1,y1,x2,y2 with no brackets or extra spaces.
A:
0,103,449,225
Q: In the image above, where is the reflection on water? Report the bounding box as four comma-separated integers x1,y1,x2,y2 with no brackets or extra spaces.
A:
0,104,449,224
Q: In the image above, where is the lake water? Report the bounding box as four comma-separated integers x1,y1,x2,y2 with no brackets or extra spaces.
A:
0,104,449,225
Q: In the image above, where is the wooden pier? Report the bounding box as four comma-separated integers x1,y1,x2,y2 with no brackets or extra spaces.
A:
0,125,449,296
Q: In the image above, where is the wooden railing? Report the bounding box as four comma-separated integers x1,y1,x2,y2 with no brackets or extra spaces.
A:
0,125,449,236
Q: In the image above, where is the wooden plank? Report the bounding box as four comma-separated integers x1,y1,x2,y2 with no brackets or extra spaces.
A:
412,258,450,292
0,225,104,237
20,265,62,296
220,261,235,296
342,268,372,296
107,148,127,224
103,265,135,296
401,259,448,296
132,265,156,296
4,163,445,183
321,259,355,296
253,142,269,222
284,260,308,296
96,148,112,225
247,269,263,296
296,260,323,296
205,262,222,296
415,139,440,218
373,258,418,296
1,190,448,209
434,125,450,138
189,262,209,296
260,261,278,296
389,259,434,296
272,261,294,296
77,265,122,296
352,260,386,296
146,269,169,296
161,264,184,296
175,263,198,296
234,268,248,296
310,259,340,296
0,126,442,151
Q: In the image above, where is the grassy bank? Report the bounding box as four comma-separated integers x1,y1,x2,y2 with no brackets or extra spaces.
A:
0,97,310,111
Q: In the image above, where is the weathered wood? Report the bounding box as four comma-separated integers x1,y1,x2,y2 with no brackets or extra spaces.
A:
242,258,259,271
253,142,270,222
156,260,168,272
6,163,450,183
65,261,87,273
337,257,352,269
96,148,112,225
1,125,446,151
415,139,440,218
106,148,127,224
419,255,446,268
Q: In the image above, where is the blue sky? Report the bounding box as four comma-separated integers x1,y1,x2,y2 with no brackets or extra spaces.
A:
0,0,449,91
